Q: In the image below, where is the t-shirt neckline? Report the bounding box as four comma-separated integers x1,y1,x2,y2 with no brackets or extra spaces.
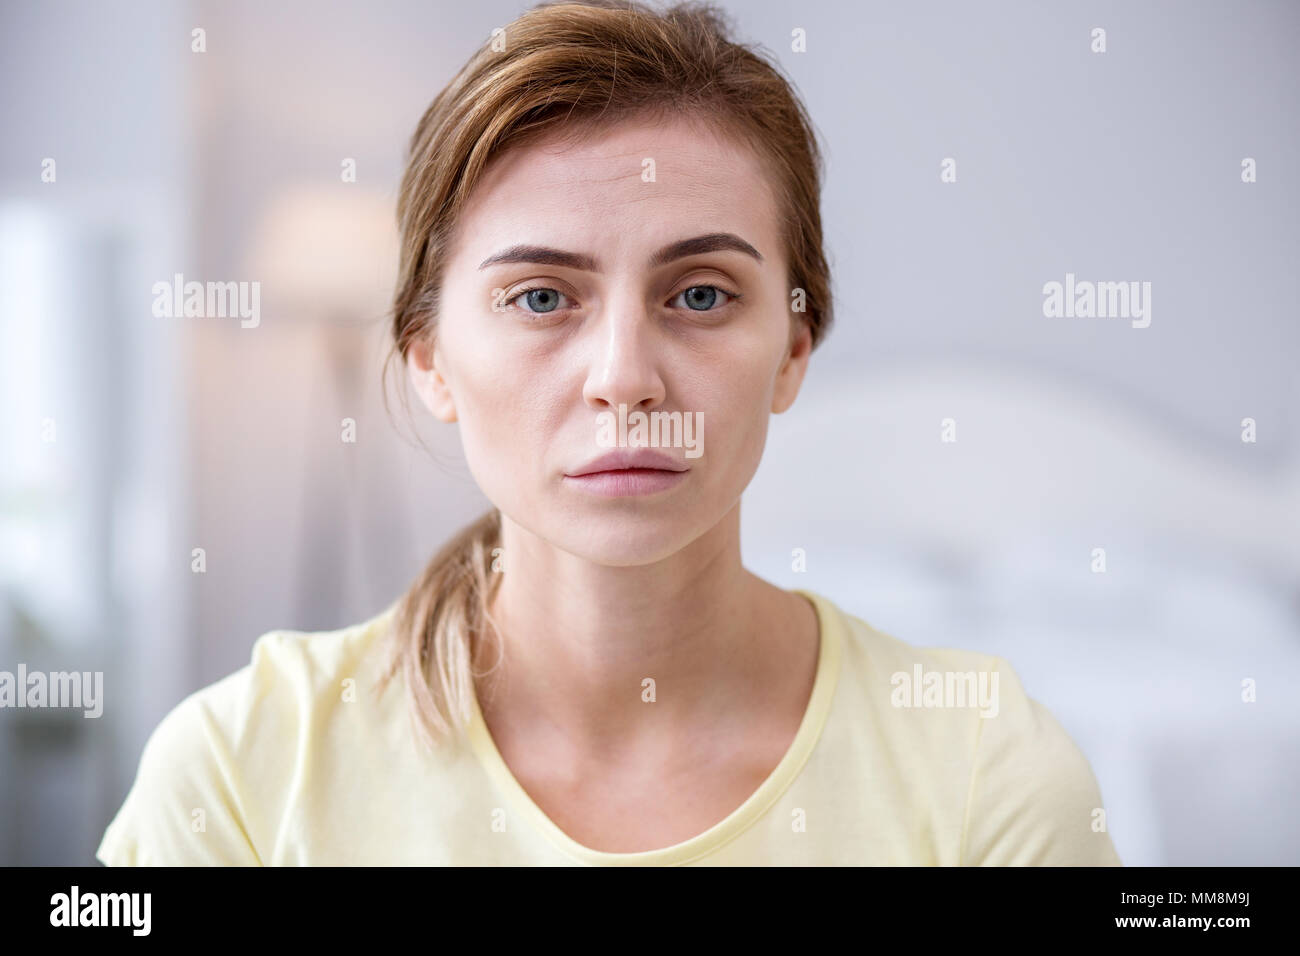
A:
464,588,843,866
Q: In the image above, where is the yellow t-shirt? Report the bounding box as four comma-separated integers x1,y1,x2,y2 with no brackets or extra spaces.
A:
96,589,1122,866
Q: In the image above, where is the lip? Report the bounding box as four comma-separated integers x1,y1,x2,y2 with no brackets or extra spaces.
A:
563,449,690,498
566,449,688,477
563,469,688,497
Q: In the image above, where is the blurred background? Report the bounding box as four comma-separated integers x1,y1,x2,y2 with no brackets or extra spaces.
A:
1,0,1297,865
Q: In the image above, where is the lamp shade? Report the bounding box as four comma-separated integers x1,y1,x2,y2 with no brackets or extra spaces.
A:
244,184,399,325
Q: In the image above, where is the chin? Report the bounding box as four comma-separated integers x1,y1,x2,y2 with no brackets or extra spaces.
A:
549,511,713,568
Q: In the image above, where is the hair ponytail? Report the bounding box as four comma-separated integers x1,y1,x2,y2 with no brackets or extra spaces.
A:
377,508,503,752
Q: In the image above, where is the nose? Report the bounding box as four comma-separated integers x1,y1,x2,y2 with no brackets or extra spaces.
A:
581,301,667,413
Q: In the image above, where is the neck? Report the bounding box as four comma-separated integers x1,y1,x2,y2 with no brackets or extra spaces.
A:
480,504,794,761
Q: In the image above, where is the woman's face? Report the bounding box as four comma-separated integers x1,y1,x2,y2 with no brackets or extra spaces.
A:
408,114,812,566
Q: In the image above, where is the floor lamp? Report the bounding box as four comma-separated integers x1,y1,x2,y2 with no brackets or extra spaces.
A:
244,184,399,627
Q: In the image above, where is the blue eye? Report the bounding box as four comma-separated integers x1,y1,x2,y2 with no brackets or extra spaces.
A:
673,285,739,312
503,286,570,315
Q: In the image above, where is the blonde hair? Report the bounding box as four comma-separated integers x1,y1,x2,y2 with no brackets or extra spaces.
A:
379,0,833,751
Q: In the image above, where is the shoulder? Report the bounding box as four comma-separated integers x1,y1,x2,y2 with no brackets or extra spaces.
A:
96,604,398,866
831,600,995,685
820,595,1002,724
813,593,1121,865
153,603,396,758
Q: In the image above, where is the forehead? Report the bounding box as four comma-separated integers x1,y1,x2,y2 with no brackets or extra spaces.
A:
452,114,782,267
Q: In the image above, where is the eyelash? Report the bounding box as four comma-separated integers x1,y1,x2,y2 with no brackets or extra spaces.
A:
500,283,742,319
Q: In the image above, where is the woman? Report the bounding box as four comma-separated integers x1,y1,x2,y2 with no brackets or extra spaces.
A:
98,0,1121,865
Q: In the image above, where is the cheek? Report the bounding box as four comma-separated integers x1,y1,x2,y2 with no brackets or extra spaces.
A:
684,337,782,475
453,371,546,463
438,324,566,474
694,314,785,409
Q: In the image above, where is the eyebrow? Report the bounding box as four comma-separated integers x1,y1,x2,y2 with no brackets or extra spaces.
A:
477,233,763,271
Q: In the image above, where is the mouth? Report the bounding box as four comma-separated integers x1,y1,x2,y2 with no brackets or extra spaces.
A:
564,450,690,497
562,467,688,497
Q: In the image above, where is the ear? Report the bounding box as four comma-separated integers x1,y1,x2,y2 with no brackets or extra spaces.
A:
406,335,458,423
771,320,812,414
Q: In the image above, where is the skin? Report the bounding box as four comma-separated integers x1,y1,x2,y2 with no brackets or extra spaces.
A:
406,113,821,852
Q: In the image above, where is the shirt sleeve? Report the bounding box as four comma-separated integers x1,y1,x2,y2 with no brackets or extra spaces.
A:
959,657,1122,866
96,684,264,866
